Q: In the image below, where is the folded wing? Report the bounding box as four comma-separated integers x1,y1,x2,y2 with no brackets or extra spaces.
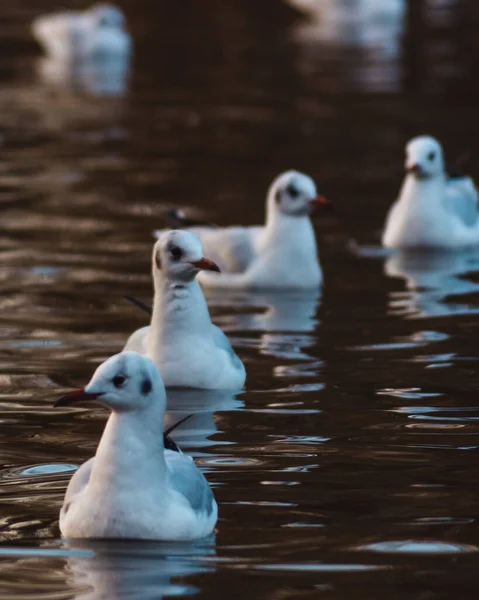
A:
445,176,479,227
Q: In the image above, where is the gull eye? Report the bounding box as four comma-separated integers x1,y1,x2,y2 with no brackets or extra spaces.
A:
170,246,183,261
427,151,436,161
286,184,299,199
112,375,126,388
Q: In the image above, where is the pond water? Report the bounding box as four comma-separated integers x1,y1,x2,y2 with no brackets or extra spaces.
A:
1,0,479,598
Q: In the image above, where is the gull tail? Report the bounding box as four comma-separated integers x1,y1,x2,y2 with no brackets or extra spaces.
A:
163,414,193,453
166,208,218,229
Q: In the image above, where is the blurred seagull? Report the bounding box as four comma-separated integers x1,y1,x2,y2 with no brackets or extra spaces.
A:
32,3,131,62
155,170,328,290
55,351,218,541
124,231,246,389
382,136,479,249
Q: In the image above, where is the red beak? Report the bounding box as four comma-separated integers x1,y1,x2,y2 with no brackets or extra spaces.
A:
310,195,329,208
54,389,103,408
407,163,423,176
190,257,221,273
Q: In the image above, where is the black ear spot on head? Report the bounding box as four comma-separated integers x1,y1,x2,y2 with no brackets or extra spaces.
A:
275,190,282,204
427,151,436,161
155,252,162,270
141,378,152,395
286,184,299,198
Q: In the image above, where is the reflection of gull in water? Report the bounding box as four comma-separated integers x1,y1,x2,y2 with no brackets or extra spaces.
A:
165,389,244,450
385,250,479,318
205,290,320,365
287,0,405,91
36,53,130,97
64,539,215,600
205,290,320,333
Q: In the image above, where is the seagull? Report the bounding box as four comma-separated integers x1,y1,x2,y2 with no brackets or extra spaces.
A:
32,3,131,62
54,351,218,541
382,136,479,249
124,231,246,389
155,170,328,290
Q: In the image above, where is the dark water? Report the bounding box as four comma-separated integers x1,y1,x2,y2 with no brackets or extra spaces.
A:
1,0,479,598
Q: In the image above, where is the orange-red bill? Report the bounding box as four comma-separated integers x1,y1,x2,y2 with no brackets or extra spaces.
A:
191,258,221,273
310,195,329,207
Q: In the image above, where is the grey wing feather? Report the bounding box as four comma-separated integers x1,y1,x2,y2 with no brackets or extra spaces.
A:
212,325,244,370
156,226,258,272
63,458,94,505
445,177,479,227
165,450,215,516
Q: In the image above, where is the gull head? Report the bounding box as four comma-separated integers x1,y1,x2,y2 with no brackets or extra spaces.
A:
268,170,328,217
152,230,220,283
405,136,445,180
54,352,165,414
87,3,127,29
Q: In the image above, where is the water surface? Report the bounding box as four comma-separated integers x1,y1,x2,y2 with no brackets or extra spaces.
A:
1,0,479,598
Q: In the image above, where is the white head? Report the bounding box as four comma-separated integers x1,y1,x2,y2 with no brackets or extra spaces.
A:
267,170,328,217
405,136,445,180
87,3,126,29
55,351,165,414
152,230,220,283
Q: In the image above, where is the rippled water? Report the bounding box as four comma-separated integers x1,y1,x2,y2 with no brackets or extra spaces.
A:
1,0,479,598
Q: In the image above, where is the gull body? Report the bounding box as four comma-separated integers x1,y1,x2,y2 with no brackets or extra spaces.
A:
124,231,246,389
382,136,479,249
56,352,218,541
32,3,131,62
155,171,325,290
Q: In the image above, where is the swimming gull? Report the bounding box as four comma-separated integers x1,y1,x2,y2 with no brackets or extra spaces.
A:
124,230,246,389
155,170,328,290
55,351,218,540
382,135,479,249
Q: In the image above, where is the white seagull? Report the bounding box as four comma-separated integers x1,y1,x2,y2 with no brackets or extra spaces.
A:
32,3,131,62
55,351,218,541
382,135,479,249
124,231,246,389
155,170,327,290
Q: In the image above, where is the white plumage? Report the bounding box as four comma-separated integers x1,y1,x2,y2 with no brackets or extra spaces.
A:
32,3,131,62
55,352,218,541
382,136,479,249
124,231,246,389
155,171,325,290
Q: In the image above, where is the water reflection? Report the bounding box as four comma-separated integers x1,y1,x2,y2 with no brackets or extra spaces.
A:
63,539,215,600
165,389,244,450
1,0,479,597
206,290,320,366
206,290,320,333
35,53,130,97
385,250,479,318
